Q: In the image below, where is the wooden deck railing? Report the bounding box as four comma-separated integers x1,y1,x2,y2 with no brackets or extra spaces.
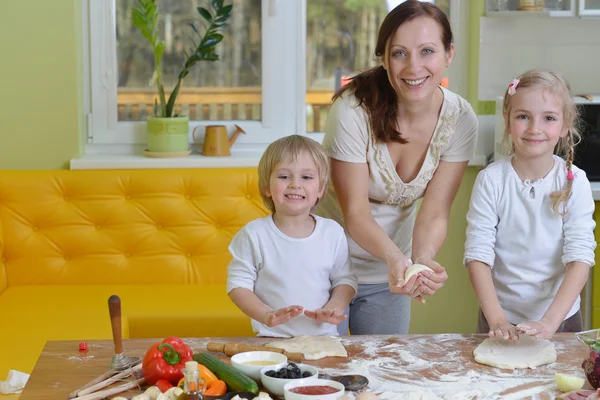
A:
117,87,335,132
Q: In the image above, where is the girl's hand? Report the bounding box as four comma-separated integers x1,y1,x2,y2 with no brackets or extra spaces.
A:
304,308,347,325
263,306,304,327
516,319,558,339
414,257,448,296
489,322,519,342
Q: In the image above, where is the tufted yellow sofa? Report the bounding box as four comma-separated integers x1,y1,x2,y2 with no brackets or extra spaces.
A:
0,168,268,381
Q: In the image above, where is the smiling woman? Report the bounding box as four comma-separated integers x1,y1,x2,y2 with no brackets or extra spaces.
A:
314,0,478,336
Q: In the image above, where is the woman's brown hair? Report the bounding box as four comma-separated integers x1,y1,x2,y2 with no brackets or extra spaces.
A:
332,0,453,144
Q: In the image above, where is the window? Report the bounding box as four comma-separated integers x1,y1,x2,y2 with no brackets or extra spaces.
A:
117,1,262,124
83,0,465,151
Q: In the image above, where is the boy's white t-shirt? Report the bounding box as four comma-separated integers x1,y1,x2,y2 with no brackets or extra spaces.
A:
227,214,357,337
315,87,478,284
464,156,596,324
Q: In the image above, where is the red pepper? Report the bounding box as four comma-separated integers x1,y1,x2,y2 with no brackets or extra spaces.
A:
155,379,174,393
142,336,193,385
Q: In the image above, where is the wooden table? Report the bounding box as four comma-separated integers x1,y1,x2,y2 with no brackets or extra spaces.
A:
19,334,591,399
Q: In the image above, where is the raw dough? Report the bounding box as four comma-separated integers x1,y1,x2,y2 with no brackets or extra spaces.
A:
355,393,378,400
473,335,557,369
266,335,347,360
404,264,433,283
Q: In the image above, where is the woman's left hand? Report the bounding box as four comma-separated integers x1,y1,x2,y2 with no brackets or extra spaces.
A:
414,258,448,296
516,320,557,339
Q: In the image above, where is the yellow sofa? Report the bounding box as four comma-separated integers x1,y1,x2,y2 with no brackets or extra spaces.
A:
0,168,268,380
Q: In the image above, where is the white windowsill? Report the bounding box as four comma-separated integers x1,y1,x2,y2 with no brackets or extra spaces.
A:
70,149,270,169
70,150,490,170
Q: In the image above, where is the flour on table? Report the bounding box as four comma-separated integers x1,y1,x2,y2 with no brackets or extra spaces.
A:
311,335,579,399
473,335,557,369
266,335,347,360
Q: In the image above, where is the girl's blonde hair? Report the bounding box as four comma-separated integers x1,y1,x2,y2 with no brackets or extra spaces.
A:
258,135,330,213
501,68,581,216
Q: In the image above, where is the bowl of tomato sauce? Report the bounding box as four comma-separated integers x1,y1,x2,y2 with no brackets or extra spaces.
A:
283,378,345,400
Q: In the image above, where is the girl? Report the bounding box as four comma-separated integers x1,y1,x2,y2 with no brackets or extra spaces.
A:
227,135,357,337
465,69,596,341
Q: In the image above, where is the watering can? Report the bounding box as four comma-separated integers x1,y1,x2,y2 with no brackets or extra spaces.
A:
194,124,246,156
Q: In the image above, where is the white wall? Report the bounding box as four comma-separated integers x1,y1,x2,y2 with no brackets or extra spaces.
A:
478,16,600,100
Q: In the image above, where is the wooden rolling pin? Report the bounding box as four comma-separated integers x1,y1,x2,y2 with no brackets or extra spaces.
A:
207,342,304,362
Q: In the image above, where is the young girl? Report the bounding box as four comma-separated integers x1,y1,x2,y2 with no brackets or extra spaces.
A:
465,69,596,341
227,135,357,337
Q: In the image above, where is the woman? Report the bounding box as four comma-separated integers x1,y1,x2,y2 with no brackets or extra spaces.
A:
316,0,478,335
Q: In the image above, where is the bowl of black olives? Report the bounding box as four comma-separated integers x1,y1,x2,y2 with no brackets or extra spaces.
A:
260,362,319,396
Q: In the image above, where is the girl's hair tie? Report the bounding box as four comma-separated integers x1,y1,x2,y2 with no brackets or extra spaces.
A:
567,170,574,181
508,78,520,96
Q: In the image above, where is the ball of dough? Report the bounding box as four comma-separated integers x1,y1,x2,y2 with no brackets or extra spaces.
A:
355,392,378,400
404,263,434,282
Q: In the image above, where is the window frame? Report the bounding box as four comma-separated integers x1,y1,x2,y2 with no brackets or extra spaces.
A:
82,0,465,153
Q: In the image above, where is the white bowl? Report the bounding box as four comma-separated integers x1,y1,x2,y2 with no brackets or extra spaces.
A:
284,378,345,400
230,351,288,382
260,363,319,397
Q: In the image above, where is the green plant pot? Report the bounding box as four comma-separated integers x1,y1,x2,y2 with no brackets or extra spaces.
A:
146,116,190,153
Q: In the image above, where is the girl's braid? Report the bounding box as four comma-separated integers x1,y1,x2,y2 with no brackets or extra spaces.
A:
550,131,575,215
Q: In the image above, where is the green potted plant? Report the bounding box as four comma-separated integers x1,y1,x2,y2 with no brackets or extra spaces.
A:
132,0,232,155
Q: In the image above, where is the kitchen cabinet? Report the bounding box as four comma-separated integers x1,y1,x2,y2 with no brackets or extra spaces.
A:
486,0,576,17
580,0,600,15
486,0,600,17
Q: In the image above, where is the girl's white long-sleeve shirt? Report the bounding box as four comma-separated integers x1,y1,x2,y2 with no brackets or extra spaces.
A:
464,155,596,324
227,214,357,337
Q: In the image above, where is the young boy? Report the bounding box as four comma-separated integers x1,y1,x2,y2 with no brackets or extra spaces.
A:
227,135,357,337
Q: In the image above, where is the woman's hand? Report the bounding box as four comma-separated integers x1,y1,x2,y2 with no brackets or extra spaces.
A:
304,308,347,325
387,255,426,303
489,321,519,342
414,257,448,297
516,319,558,339
263,306,304,327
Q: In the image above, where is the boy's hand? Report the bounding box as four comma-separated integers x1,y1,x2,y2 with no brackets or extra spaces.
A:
304,308,347,325
263,306,304,327
516,319,557,339
489,322,519,342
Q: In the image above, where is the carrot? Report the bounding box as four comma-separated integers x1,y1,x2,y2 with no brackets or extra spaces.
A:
205,380,227,396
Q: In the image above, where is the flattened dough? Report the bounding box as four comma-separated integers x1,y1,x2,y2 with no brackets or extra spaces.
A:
473,335,556,369
266,336,347,360
404,264,434,282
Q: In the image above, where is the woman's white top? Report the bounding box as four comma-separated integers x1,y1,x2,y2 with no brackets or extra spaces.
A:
316,87,478,284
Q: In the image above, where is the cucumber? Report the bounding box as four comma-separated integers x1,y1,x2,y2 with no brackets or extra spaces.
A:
193,352,259,394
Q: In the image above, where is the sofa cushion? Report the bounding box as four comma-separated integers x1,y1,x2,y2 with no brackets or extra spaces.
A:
0,285,254,378
0,169,267,286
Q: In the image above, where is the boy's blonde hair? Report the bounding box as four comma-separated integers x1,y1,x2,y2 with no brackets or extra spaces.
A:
501,68,581,216
258,135,330,213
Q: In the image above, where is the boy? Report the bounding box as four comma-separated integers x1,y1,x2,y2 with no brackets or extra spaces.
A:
227,135,357,337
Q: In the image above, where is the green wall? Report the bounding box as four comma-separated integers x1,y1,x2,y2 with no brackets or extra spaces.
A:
410,167,481,334
0,0,82,170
